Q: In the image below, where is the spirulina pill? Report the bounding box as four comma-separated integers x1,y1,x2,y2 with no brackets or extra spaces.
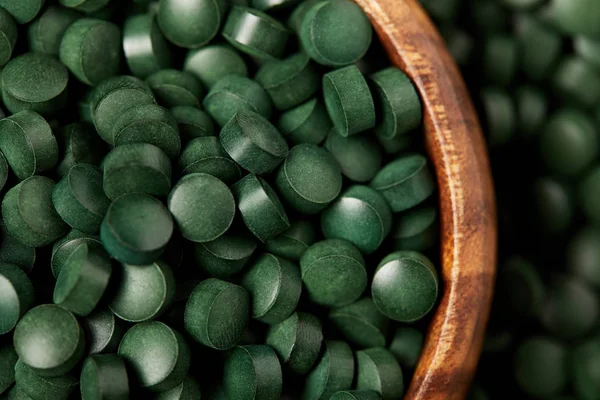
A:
0,111,58,180
514,337,567,398
388,327,424,370
0,263,34,334
82,308,126,354
222,6,289,60
102,143,172,200
178,137,242,183
109,261,175,322
220,108,288,175
168,173,235,243
303,340,354,400
57,123,107,178
155,375,201,400
59,0,111,13
112,103,181,159
372,251,439,322
278,98,332,145
184,278,250,350
80,354,129,400
266,312,323,375
2,53,68,116
100,193,173,265
370,67,422,139
204,75,272,127
27,5,79,56
184,44,248,89
325,130,383,183
123,14,170,79
390,205,437,251
147,69,203,108
329,297,388,348
0,0,44,24
0,8,17,67
242,253,302,324
51,229,102,278
300,239,367,307
300,0,372,67
118,321,190,392
224,345,282,400
52,164,110,234
13,304,85,377
0,220,36,273
370,154,436,213
13,359,78,400
59,18,121,86
157,0,227,49
194,233,257,279
356,348,404,399
276,143,342,214
0,344,17,395
171,106,216,142
232,174,290,242
2,176,69,247
265,219,316,261
323,65,376,136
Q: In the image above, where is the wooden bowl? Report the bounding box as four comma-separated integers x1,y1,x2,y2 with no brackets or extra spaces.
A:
352,0,498,398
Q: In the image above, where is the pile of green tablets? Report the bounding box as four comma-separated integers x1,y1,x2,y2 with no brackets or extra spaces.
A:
0,1,440,399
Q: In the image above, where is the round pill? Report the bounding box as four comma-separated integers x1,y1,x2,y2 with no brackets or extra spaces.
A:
567,226,600,288
539,276,598,340
59,18,121,86
194,233,257,279
575,35,600,68
82,308,126,355
266,312,323,375
0,111,58,180
288,0,321,33
13,304,85,377
265,219,316,261
51,229,102,277
112,103,181,159
479,88,515,147
155,375,201,400
515,14,562,82
53,244,112,316
514,337,567,398
325,130,383,183
168,173,235,242
514,85,548,138
370,67,422,139
390,205,437,251
184,44,248,89
157,0,227,48
330,391,381,400
300,0,371,66
278,98,332,145
242,253,302,324
109,261,175,322
303,340,354,400
276,144,342,214
222,6,289,60
224,345,282,400
300,239,367,307
204,75,272,127
184,278,250,350
0,220,36,273
2,176,69,247
52,164,110,234
329,297,388,348
232,174,290,242
540,108,598,176
372,251,439,322
0,344,17,395
59,0,111,13
322,185,392,254
0,263,34,334
118,321,190,392
378,130,415,155
370,154,436,213
80,354,129,400
103,143,171,200
171,106,215,142
100,193,174,265
27,5,79,56
553,56,600,108
14,359,78,400
388,326,424,370
0,0,44,24
532,177,574,235
548,0,600,36
255,53,319,111
571,339,600,400
323,65,376,136
57,123,107,178
178,137,242,183
356,348,404,399
0,8,17,67
123,14,170,79
91,75,156,144
2,53,68,116
147,69,203,108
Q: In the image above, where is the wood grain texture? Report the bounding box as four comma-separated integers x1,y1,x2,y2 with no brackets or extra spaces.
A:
352,0,498,399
